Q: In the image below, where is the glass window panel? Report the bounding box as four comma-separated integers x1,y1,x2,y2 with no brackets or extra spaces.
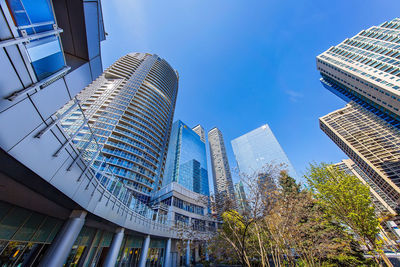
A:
0,208,31,240
12,242,40,266
30,217,55,243
25,36,65,80
20,0,54,24
65,245,87,266
100,232,113,247
84,246,98,267
75,227,96,246
0,241,28,265
13,213,44,241
0,201,11,222
7,0,29,26
90,230,102,248
26,35,61,62
34,24,53,33
45,218,62,243
125,236,142,248
7,0,54,28
0,240,8,253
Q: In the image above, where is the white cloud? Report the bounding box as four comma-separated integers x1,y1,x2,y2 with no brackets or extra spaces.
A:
285,89,303,103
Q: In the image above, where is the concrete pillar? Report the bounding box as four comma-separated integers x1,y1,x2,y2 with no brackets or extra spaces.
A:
164,238,171,267
185,240,190,267
103,227,125,267
39,210,86,267
138,235,150,267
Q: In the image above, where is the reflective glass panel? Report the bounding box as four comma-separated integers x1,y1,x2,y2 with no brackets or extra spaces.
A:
25,36,65,80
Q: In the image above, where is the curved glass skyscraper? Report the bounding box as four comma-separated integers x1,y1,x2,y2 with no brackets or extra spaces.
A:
60,52,179,201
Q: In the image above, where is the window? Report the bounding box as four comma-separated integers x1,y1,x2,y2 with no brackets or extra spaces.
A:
26,36,65,80
6,0,66,81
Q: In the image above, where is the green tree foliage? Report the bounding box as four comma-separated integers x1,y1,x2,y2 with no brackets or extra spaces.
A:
210,164,373,266
306,163,379,248
305,163,390,266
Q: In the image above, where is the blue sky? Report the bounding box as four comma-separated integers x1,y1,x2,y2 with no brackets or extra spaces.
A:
101,0,400,186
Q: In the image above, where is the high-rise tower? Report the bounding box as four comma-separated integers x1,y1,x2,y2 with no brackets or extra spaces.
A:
335,159,396,216
320,102,400,210
163,121,210,196
60,52,179,201
317,18,400,212
317,18,400,123
231,124,298,180
234,181,249,215
192,125,206,143
208,128,235,200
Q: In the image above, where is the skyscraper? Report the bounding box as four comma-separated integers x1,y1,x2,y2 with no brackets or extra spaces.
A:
335,159,396,216
163,120,210,196
208,128,235,199
193,124,206,143
0,0,214,264
231,124,298,179
335,159,400,243
234,181,249,215
60,52,179,201
320,101,400,210
316,18,400,123
317,18,400,213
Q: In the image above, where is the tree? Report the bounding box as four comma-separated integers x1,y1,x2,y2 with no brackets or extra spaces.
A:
210,163,370,266
306,162,391,266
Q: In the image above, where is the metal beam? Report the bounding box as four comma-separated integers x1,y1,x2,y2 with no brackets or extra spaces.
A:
35,99,80,138
0,28,63,49
6,66,71,101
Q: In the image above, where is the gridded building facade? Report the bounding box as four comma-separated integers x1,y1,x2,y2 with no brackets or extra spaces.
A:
60,53,179,200
320,102,400,210
335,159,396,216
317,18,400,121
208,128,235,199
163,121,210,196
192,125,206,143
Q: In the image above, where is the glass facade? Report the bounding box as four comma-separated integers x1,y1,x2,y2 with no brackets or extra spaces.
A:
320,102,400,209
0,201,63,266
234,181,249,215
163,121,210,196
6,0,67,81
317,18,400,223
317,18,400,123
335,160,396,214
59,53,179,202
231,124,298,179
0,199,168,267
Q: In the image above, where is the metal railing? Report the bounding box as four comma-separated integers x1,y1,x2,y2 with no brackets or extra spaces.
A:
38,98,171,232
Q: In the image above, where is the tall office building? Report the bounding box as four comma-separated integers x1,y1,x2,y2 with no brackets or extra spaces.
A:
320,101,400,210
208,128,235,199
316,18,400,123
60,52,179,201
317,18,400,213
231,124,298,179
0,1,212,265
163,121,210,196
335,159,396,216
335,159,400,243
234,181,249,215
193,124,206,143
